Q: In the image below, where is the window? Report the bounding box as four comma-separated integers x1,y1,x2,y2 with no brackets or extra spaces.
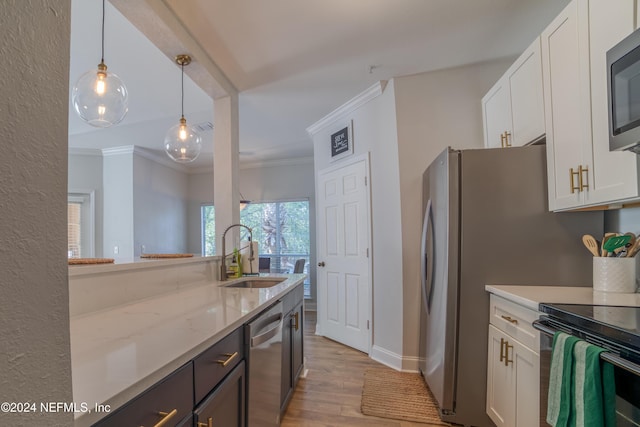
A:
68,192,94,258
202,205,216,256
201,200,311,298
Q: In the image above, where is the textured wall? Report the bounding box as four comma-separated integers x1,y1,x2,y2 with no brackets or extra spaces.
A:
0,1,73,426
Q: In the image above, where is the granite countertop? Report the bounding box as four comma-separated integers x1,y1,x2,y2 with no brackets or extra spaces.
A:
71,274,305,426
486,285,640,311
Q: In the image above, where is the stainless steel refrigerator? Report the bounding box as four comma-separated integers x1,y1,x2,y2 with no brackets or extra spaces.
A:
419,145,603,427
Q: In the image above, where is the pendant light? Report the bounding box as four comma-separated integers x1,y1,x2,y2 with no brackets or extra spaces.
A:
164,54,202,163
71,0,129,128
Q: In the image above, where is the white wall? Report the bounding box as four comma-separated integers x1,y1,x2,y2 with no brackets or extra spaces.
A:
133,152,189,255
69,150,104,256
0,1,73,425
103,149,135,260
312,81,405,367
187,171,214,254
394,58,514,366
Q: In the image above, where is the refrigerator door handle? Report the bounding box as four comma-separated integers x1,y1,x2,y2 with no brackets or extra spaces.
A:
421,199,434,313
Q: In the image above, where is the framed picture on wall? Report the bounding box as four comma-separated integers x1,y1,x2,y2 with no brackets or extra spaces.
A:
329,120,353,162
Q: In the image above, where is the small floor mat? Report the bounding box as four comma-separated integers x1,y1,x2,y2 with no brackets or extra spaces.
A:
360,368,451,425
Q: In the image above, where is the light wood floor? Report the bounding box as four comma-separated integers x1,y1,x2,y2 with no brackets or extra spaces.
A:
281,311,446,427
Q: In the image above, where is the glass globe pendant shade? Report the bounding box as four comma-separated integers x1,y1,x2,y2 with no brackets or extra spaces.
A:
72,62,129,128
165,117,202,163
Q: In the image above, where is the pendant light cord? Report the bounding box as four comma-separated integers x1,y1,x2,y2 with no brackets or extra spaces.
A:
181,61,185,119
100,0,106,63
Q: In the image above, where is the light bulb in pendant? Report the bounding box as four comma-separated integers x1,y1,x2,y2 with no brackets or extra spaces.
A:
165,116,202,163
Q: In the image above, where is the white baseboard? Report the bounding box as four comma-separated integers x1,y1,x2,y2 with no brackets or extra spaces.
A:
370,345,421,372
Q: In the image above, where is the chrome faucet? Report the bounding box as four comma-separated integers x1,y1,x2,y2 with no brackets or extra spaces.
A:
220,223,254,281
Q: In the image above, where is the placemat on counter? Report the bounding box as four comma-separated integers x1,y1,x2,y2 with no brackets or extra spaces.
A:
140,253,194,259
68,258,115,265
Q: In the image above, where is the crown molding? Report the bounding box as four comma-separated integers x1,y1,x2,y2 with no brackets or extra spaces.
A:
240,156,314,170
102,146,189,173
68,147,102,157
306,80,387,136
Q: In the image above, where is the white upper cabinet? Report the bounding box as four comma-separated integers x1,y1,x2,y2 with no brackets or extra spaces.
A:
482,38,545,148
543,0,639,211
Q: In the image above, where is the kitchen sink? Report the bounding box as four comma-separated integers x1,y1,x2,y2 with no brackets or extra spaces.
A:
224,279,285,289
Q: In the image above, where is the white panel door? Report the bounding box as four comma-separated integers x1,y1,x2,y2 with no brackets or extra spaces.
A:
316,157,371,353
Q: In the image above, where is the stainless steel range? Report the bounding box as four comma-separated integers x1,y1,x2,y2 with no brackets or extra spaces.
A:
535,304,640,426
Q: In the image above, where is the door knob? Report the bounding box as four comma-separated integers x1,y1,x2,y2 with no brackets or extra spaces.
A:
318,262,325,267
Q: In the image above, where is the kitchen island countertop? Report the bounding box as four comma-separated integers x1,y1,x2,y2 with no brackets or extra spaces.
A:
71,274,306,426
485,285,640,311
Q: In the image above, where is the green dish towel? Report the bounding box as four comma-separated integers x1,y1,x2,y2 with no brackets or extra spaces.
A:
546,331,616,427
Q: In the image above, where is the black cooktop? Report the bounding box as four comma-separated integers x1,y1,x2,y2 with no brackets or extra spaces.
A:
539,303,640,354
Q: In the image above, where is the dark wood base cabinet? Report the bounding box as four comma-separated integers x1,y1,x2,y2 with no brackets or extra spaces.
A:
194,361,245,427
280,283,305,415
92,283,303,427
93,327,245,427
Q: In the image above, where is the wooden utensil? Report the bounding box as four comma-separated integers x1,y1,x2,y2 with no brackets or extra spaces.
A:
627,238,640,257
582,234,600,257
601,233,616,257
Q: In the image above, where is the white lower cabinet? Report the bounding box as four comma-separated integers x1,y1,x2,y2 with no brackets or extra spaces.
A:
486,295,540,427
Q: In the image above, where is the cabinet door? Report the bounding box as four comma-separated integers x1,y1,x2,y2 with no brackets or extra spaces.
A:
291,303,304,382
486,325,515,427
514,340,539,427
93,363,194,427
280,309,293,413
541,0,591,210
508,37,545,147
482,78,511,148
486,325,540,427
194,361,245,427
588,0,640,205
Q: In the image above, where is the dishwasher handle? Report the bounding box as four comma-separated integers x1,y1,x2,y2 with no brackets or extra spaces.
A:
251,313,283,347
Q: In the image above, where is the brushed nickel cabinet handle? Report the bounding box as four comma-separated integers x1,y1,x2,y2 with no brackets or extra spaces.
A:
504,131,512,147
504,341,514,366
215,351,238,367
570,168,581,193
197,417,213,427
579,165,589,191
501,315,518,325
150,409,177,427
293,311,299,331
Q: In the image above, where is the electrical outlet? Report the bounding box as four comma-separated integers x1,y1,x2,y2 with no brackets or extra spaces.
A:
113,245,119,254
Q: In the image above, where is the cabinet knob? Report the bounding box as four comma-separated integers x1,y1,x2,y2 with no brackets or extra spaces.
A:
318,261,325,267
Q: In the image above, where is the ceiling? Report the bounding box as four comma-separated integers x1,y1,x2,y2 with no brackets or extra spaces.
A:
68,0,570,169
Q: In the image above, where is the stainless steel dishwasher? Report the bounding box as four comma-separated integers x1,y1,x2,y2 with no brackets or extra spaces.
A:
246,301,283,427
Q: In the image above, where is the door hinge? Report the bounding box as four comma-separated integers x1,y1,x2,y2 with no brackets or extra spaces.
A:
367,320,370,330
365,176,368,186
366,248,369,258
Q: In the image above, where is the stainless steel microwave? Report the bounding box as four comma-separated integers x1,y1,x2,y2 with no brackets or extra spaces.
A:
608,27,640,153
